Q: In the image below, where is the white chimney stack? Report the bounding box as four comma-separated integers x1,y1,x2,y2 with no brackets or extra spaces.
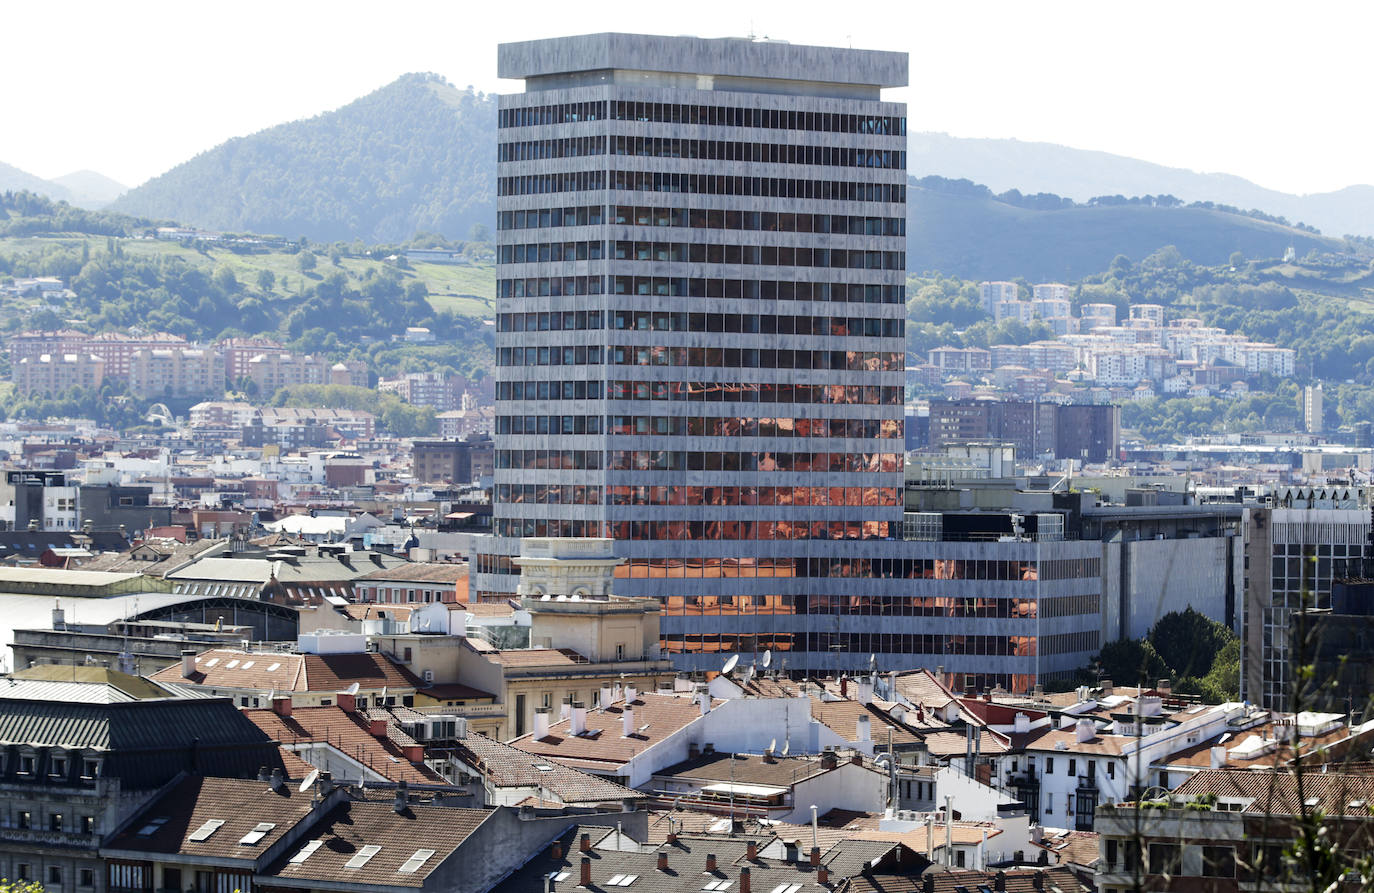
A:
600,685,613,708
1210,745,1227,769
533,708,550,740
181,650,197,678
856,680,874,706
857,715,872,742
698,689,711,715
1014,712,1031,734
1075,718,1095,743
625,684,637,703
570,701,587,736
622,707,635,737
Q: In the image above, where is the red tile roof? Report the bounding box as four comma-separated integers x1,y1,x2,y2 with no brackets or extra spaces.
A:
243,706,444,784
509,692,709,772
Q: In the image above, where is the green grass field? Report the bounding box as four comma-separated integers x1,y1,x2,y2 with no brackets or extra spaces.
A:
0,233,497,319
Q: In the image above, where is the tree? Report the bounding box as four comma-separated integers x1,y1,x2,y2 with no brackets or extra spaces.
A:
468,222,491,242
256,269,275,292
1095,638,1170,687
1148,607,1231,680
297,250,317,273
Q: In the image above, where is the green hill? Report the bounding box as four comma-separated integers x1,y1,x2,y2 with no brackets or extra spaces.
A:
907,180,1339,281
111,73,496,243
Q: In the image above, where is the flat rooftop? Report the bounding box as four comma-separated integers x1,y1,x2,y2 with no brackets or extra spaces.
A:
498,32,908,89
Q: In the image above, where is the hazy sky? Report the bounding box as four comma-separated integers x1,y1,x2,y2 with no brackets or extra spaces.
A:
4,0,1369,195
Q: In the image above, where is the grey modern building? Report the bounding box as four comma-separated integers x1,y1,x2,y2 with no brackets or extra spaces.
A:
1241,488,1373,710
476,33,909,672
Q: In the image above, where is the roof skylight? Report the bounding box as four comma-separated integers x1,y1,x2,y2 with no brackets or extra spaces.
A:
345,845,382,869
188,819,226,842
289,840,324,864
398,849,437,873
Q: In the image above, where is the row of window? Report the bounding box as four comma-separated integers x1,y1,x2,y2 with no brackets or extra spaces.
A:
497,310,900,337
604,485,901,507
609,170,906,204
1038,594,1103,617
498,100,607,128
497,204,905,236
597,520,896,542
500,99,906,137
497,310,604,332
610,277,904,303
1040,630,1101,655
499,170,606,196
9,864,96,888
608,416,902,439
7,808,97,834
608,136,903,169
498,379,602,401
664,592,1041,619
660,630,1034,656
609,240,906,270
497,484,604,505
498,275,606,298
604,346,904,373
499,240,604,263
495,449,901,473
498,345,603,367
602,381,904,405
499,134,606,161
498,414,603,435
499,276,904,303
611,205,904,235
603,449,902,473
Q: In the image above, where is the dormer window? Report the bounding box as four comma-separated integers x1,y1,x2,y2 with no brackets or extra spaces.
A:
19,753,35,775
51,752,69,778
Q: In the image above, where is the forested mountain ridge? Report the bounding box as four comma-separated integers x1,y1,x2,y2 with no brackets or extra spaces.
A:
111,73,497,243
908,131,1374,239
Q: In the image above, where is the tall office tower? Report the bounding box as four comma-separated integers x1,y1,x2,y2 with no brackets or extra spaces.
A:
1242,489,1372,710
479,33,909,672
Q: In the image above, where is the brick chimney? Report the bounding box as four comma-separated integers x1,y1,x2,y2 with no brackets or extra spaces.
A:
580,856,591,887
739,867,750,893
818,865,830,885
271,695,292,717
403,744,424,762
580,833,591,853
810,846,821,867
657,849,669,871
369,718,388,737
746,840,757,861
337,692,357,714
551,841,562,860
705,854,717,872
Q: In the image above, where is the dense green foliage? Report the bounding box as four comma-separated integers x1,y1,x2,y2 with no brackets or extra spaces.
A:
1088,608,1241,702
0,190,155,237
111,74,496,243
906,177,1339,281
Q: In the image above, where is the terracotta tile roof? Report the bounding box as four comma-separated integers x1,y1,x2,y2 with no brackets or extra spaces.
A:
103,775,317,861
262,801,487,888
509,692,709,772
837,867,1090,893
1021,726,1128,756
243,706,444,784
1171,767,1374,815
1162,719,1371,771
341,603,416,622
455,732,644,805
150,649,423,693
150,650,305,691
1032,830,1100,869
809,698,925,747
355,562,469,584
891,670,959,710
457,601,518,617
920,729,1010,758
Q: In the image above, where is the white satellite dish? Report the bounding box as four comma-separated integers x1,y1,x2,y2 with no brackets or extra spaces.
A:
781,739,790,756
299,768,319,793
722,654,740,676
762,650,772,669
768,737,776,754
344,682,360,696
869,653,876,670
638,723,651,733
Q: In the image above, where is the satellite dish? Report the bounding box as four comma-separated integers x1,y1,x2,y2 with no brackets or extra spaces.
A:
722,654,740,676
344,682,360,696
638,723,651,733
769,737,776,754
781,739,790,756
869,653,877,670
299,768,319,793
762,650,772,669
